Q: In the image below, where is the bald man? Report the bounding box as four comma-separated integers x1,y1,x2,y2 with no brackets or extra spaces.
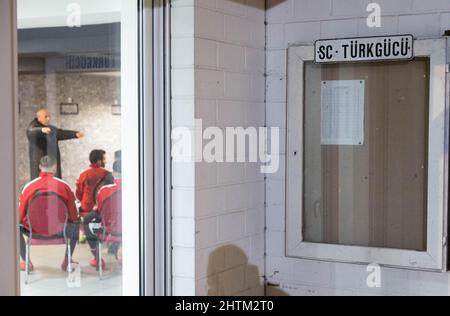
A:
27,108,84,180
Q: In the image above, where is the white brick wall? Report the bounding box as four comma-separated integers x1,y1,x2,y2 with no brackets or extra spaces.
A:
266,0,450,296
172,0,450,297
172,0,266,296
172,0,197,296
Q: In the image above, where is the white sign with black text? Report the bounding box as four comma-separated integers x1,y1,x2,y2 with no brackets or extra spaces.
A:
315,35,414,64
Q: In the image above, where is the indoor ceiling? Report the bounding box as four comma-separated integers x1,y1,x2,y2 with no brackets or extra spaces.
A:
17,0,121,29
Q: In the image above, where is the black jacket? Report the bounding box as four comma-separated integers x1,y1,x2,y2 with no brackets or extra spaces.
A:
27,118,78,180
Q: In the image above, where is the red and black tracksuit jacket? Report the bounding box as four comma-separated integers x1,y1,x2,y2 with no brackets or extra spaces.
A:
19,172,78,231
76,164,113,214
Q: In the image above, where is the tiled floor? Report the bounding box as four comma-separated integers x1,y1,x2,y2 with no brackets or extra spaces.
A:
20,243,122,296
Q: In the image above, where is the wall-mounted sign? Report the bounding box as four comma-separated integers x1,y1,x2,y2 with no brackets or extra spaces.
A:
111,103,121,116
315,35,414,64
65,54,121,72
60,102,79,115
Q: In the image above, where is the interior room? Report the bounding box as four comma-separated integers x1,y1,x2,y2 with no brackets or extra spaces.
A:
17,0,124,296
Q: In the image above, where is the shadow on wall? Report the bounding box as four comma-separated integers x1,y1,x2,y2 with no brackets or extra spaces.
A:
206,245,288,296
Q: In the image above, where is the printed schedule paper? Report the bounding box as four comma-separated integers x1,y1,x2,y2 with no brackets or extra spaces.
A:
321,80,365,145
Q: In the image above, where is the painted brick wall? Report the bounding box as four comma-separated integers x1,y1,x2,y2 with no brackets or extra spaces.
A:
171,0,266,296
266,0,450,296
172,0,196,295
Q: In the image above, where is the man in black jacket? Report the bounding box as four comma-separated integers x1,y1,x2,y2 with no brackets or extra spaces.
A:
27,108,84,180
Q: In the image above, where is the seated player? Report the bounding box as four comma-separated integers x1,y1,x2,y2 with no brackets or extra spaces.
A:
76,149,114,217
84,160,122,269
19,156,80,272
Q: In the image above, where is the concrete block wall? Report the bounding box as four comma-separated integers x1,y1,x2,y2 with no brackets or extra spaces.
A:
171,0,266,296
172,0,196,295
266,0,450,296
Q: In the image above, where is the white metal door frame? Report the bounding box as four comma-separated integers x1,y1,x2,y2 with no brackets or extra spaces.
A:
140,0,172,296
147,0,172,296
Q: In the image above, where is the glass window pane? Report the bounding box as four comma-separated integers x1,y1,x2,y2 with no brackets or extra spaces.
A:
303,58,429,251
17,0,134,295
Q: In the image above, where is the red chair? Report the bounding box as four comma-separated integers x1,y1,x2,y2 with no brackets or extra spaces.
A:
24,191,72,284
79,177,108,218
92,178,108,206
96,189,122,279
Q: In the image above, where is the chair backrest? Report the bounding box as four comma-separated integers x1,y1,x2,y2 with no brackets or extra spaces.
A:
92,177,107,205
99,190,122,236
27,191,68,237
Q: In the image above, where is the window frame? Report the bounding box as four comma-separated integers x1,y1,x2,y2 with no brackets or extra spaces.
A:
286,38,448,271
8,0,170,296
0,0,20,296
